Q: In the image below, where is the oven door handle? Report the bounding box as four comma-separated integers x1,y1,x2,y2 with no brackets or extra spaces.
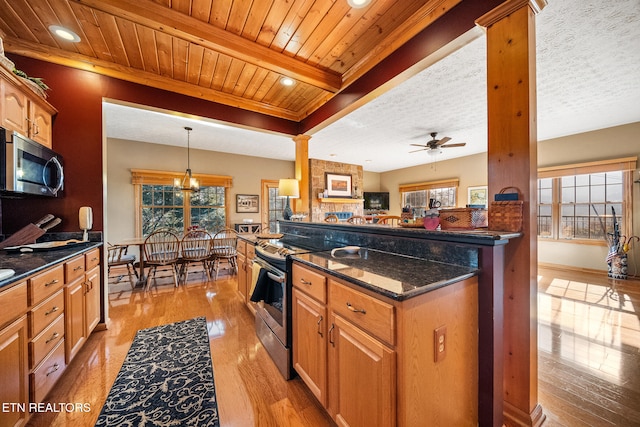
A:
267,272,285,283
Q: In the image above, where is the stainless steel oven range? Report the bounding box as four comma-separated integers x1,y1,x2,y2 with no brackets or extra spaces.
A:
251,237,334,379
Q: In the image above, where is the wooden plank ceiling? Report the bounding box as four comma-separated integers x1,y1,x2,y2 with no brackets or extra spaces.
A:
0,0,460,121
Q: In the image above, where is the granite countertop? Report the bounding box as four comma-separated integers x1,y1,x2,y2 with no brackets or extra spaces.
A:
0,241,103,290
291,247,477,301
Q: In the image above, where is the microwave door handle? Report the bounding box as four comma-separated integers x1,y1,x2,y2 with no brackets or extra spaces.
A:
43,156,64,195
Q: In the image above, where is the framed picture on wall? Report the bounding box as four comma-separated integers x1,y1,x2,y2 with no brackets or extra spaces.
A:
467,186,488,207
236,194,259,213
325,173,352,197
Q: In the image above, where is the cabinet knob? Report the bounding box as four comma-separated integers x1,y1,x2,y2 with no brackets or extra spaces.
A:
45,279,59,287
46,331,60,344
317,315,323,337
45,306,59,316
346,302,366,314
46,363,60,377
329,324,335,347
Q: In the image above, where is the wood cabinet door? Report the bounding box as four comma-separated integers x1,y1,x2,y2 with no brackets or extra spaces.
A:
329,314,396,427
292,288,328,407
29,101,53,148
84,265,101,335
237,252,247,301
244,258,254,304
64,278,85,363
0,316,29,427
0,79,29,135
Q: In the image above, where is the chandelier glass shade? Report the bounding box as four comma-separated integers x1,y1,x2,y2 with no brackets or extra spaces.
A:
174,126,199,192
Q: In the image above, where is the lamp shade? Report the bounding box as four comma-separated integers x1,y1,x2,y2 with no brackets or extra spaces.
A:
278,179,299,198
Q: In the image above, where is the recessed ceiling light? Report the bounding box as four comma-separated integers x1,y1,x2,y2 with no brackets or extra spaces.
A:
365,159,372,163
280,77,295,87
347,0,372,8
329,153,337,157
49,25,81,43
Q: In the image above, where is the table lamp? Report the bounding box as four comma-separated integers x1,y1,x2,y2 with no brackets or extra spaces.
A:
278,178,299,220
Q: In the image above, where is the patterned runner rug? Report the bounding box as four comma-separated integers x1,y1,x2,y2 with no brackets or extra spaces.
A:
95,317,220,426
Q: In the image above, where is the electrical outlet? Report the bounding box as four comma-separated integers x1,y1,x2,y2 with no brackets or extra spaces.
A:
434,325,447,363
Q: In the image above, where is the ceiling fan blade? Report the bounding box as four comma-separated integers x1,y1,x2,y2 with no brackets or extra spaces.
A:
435,136,451,146
409,148,429,153
441,143,466,148
410,143,428,147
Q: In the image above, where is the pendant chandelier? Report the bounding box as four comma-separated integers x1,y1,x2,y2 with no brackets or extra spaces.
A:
174,126,199,192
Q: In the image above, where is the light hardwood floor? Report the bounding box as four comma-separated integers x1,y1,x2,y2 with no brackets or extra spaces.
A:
537,266,640,426
26,270,333,427
25,266,640,426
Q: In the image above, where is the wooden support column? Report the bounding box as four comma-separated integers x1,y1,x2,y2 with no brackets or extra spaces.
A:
293,134,310,215
477,1,546,426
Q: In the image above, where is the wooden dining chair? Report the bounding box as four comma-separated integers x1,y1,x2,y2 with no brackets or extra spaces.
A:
210,228,238,280
347,215,367,224
143,229,181,290
325,214,339,222
107,244,138,289
178,230,212,284
376,215,402,226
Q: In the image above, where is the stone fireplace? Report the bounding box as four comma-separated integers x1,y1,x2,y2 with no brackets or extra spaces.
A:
308,159,363,222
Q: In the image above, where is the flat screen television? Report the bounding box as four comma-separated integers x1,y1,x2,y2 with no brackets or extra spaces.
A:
364,192,389,210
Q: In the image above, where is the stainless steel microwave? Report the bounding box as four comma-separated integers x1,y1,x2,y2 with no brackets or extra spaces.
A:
1,127,64,197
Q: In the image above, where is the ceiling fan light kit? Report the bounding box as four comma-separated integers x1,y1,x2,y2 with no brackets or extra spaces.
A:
409,132,466,155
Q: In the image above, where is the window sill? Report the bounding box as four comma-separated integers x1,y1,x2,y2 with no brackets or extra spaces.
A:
537,237,607,246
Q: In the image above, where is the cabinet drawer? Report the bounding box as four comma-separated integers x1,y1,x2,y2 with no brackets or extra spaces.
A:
65,255,86,283
29,265,64,305
30,314,65,369
30,289,64,337
329,280,395,345
0,281,28,328
30,338,66,403
85,248,101,270
246,244,255,259
292,263,327,303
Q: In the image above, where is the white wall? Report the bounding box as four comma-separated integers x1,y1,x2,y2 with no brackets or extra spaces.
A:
375,122,640,273
380,152,489,213
105,138,294,249
537,122,640,272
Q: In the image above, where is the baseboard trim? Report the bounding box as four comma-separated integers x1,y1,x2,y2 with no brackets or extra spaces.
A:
538,262,605,275
503,401,546,427
538,262,640,283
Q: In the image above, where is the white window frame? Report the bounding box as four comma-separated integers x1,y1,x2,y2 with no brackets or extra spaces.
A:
399,179,459,214
131,169,232,237
537,157,636,245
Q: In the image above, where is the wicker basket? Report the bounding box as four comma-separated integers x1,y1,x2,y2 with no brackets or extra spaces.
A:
439,208,488,230
489,187,524,232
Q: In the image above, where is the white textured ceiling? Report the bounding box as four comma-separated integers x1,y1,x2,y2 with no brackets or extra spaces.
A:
105,0,640,173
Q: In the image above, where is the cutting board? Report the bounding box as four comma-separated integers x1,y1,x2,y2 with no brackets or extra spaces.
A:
2,240,85,252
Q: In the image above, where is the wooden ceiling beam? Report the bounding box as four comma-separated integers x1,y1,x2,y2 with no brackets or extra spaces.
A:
3,37,305,121
70,0,342,93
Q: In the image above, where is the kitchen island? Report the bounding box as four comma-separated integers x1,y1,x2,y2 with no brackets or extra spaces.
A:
293,247,477,300
279,220,517,426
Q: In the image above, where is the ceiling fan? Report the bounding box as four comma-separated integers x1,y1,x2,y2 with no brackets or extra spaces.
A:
409,132,466,154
